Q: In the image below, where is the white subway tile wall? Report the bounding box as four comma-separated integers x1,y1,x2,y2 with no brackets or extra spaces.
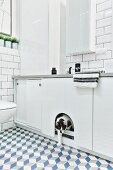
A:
66,0,113,73
0,47,20,102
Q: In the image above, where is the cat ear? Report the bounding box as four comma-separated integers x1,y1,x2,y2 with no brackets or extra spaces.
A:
60,118,64,122
67,120,71,127
55,122,61,130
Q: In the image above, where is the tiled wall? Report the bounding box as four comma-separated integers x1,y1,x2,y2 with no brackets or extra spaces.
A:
0,47,20,102
66,0,113,73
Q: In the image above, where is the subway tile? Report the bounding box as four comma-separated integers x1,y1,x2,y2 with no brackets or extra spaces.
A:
89,60,104,68
104,25,112,34
83,67,105,72
2,82,13,89
7,89,14,95
2,55,13,62
97,17,112,28
104,42,112,50
14,69,20,76
96,51,112,60
83,54,96,62
81,62,89,70
14,56,21,63
0,89,7,96
71,55,82,63
96,44,104,49
0,75,7,81
104,9,112,18
7,62,19,69
96,28,104,36
96,0,109,4
104,59,113,72
97,34,112,44
96,11,104,20
2,68,13,75
97,0,112,12
7,75,13,82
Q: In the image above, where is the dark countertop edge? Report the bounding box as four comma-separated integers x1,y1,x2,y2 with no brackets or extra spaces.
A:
13,75,73,79
13,73,113,79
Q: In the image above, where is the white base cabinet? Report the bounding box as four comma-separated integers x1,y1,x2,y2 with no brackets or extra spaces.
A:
15,77,113,160
42,78,93,150
93,78,113,158
16,78,93,150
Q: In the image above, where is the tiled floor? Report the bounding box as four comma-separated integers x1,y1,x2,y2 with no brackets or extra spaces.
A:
0,127,113,170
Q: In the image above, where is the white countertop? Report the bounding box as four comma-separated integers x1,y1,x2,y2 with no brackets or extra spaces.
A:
13,73,113,80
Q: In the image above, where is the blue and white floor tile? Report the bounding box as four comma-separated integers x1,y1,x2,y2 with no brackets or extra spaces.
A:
0,127,113,170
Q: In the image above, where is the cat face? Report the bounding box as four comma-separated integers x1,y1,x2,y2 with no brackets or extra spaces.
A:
55,118,66,131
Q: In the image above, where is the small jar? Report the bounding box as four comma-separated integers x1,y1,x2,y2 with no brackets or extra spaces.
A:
51,68,57,75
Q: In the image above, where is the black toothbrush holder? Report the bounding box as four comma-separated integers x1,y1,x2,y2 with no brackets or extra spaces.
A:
75,63,81,72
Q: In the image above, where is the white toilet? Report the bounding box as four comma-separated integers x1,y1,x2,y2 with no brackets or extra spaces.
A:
0,101,17,131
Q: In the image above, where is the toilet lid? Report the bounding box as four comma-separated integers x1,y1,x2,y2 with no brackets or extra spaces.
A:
0,101,16,110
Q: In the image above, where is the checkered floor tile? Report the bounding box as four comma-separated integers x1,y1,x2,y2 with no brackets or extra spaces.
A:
0,127,113,170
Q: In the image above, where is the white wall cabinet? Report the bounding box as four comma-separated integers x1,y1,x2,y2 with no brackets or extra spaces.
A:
66,0,95,55
16,79,42,130
93,78,113,158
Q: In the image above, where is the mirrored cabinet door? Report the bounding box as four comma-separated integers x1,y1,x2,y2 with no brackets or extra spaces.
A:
66,0,96,55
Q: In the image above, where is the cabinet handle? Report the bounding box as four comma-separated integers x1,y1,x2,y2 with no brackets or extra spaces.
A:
39,83,42,87
17,83,19,85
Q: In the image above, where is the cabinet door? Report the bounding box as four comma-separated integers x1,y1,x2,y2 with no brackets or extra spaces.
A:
42,78,65,137
64,79,93,150
42,78,93,150
16,80,27,124
94,78,113,158
26,80,42,130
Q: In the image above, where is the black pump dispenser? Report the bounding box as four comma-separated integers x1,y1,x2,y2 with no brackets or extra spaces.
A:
51,68,57,75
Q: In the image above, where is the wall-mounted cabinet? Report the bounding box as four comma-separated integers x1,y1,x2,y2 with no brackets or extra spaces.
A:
66,0,96,55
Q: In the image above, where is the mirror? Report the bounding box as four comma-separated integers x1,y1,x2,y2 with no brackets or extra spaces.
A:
66,0,96,55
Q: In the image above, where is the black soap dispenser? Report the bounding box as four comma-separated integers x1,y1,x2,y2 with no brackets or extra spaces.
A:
51,68,57,75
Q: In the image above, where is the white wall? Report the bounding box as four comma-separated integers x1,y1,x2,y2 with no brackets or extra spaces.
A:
49,0,60,74
19,0,49,75
66,0,112,73
18,0,113,75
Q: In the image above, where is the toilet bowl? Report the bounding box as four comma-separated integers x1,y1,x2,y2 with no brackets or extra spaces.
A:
0,101,16,127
